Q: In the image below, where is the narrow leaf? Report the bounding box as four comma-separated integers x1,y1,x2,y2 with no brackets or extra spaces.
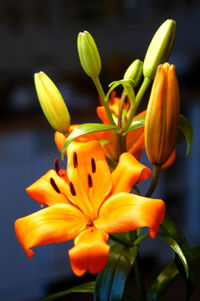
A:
124,116,145,134
43,281,95,300
161,216,196,299
95,245,138,301
61,123,119,158
147,261,178,301
179,114,193,157
156,233,189,278
106,79,135,106
147,247,200,301
109,79,135,88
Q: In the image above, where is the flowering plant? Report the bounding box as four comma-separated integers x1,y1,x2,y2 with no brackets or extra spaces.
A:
15,19,199,300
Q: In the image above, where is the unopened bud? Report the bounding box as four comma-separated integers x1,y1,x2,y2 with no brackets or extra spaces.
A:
124,59,143,87
77,31,101,79
145,63,180,166
143,19,176,80
34,72,70,135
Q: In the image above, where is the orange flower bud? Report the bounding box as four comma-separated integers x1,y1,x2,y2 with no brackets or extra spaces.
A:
145,63,180,166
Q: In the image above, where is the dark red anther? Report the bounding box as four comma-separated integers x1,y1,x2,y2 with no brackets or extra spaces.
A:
88,174,93,188
50,177,61,193
73,152,78,168
54,158,60,174
91,158,96,173
70,182,76,196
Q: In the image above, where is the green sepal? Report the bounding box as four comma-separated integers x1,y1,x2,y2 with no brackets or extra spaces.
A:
94,245,138,301
43,281,95,300
147,247,200,301
124,115,145,134
106,79,135,107
61,123,119,159
161,215,196,299
179,114,193,157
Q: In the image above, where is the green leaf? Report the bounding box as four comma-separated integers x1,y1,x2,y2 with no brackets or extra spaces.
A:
147,246,200,301
94,245,138,301
108,79,135,89
147,260,178,301
61,123,119,159
43,281,95,300
179,114,193,157
156,233,189,278
161,215,196,299
106,79,135,107
124,116,145,134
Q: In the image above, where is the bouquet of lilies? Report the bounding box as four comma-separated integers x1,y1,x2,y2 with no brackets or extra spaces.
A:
15,19,199,300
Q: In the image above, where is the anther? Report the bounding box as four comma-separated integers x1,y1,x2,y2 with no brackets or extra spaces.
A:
54,158,60,174
91,158,96,173
73,152,78,168
88,174,93,188
50,177,61,193
70,182,76,196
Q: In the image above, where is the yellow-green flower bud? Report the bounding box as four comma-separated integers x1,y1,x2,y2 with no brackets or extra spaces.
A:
145,63,180,166
124,59,143,87
143,19,176,80
34,71,70,135
77,31,101,79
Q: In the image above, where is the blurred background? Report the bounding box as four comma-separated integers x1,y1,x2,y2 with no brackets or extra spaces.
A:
0,0,200,300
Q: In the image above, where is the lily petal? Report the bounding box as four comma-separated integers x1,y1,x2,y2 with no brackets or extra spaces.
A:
26,170,71,206
111,153,151,194
54,131,67,152
66,141,112,220
69,227,110,276
96,105,111,125
15,204,88,259
94,192,165,238
161,149,176,170
126,110,146,156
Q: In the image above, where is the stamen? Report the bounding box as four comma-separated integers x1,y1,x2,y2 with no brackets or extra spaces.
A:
70,182,76,196
88,174,93,188
54,158,60,174
73,152,78,168
91,158,96,173
50,177,61,193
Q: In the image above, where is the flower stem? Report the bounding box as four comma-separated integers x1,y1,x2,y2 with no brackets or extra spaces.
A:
109,233,133,248
145,165,161,197
134,233,149,246
124,77,151,132
134,253,147,301
92,76,115,126
131,230,147,301
118,90,126,128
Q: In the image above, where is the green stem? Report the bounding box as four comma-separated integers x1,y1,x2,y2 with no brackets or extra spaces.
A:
134,233,149,246
118,90,126,128
134,253,147,301
131,231,147,301
133,184,141,196
124,77,151,132
109,233,133,248
145,165,161,197
117,132,126,154
92,76,115,126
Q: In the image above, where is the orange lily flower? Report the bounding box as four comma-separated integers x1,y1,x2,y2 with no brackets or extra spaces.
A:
55,94,146,162
15,141,165,276
96,96,146,160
